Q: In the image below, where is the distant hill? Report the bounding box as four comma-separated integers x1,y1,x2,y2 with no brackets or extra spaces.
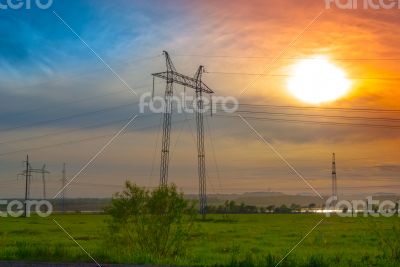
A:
206,194,325,207
203,192,400,207
25,192,399,212
242,192,284,197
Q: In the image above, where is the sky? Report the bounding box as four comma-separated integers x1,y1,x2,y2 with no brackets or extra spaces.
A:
0,0,399,199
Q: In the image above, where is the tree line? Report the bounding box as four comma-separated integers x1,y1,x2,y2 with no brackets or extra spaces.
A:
206,200,319,214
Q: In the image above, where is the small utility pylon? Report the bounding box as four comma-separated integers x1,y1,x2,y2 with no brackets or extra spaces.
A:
152,51,214,219
41,164,49,199
332,153,338,204
18,155,50,217
23,155,31,217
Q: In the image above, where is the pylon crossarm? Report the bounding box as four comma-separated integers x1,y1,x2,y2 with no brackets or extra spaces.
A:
153,51,213,219
152,71,214,94
29,169,50,174
194,66,204,83
163,51,177,73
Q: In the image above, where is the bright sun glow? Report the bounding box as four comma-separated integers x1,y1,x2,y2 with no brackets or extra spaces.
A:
287,56,351,104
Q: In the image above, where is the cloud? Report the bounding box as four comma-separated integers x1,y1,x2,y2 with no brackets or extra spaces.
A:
1,0,400,197
374,164,400,173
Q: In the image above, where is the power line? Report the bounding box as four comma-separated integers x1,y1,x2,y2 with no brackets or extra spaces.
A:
205,116,223,194
0,101,139,132
0,83,154,119
173,54,400,61
3,103,398,147
215,114,400,130
0,179,20,185
216,103,400,113
13,179,400,191
0,133,114,157
0,114,202,157
147,114,163,187
225,109,400,122
1,55,158,100
3,107,398,156
205,71,400,81
0,117,136,146
0,110,162,146
0,54,161,119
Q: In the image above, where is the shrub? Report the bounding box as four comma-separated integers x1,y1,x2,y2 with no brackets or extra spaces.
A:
105,182,196,260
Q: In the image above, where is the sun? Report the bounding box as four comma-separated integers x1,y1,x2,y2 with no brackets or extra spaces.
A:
287,56,351,104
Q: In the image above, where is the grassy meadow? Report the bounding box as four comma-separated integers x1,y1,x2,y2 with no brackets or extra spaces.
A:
0,213,399,266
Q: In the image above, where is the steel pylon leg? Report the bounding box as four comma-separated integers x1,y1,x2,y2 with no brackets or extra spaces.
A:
196,90,207,219
160,81,173,186
331,153,337,207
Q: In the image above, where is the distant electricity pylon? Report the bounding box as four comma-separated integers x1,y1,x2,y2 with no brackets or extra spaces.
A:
152,51,214,218
41,164,49,199
18,155,49,217
332,153,338,203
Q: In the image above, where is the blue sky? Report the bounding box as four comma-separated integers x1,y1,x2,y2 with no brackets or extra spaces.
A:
0,0,179,80
0,0,192,125
0,0,400,198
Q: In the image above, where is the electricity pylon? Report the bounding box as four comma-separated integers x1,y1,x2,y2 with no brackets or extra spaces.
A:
152,51,214,218
153,52,176,186
41,164,49,199
194,66,207,218
332,153,337,203
18,155,49,217
22,155,31,218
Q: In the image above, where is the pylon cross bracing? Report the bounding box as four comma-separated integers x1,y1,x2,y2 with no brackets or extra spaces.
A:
152,51,214,218
332,153,337,203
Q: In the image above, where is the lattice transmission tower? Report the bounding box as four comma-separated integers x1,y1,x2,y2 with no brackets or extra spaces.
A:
152,51,214,218
18,155,49,217
332,153,337,203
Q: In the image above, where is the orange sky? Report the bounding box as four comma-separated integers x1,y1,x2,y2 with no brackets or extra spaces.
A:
1,0,399,198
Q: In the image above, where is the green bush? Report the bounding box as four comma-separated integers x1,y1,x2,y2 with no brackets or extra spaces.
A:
105,182,196,260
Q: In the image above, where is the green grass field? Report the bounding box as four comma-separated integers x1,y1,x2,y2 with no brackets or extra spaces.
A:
0,214,399,266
